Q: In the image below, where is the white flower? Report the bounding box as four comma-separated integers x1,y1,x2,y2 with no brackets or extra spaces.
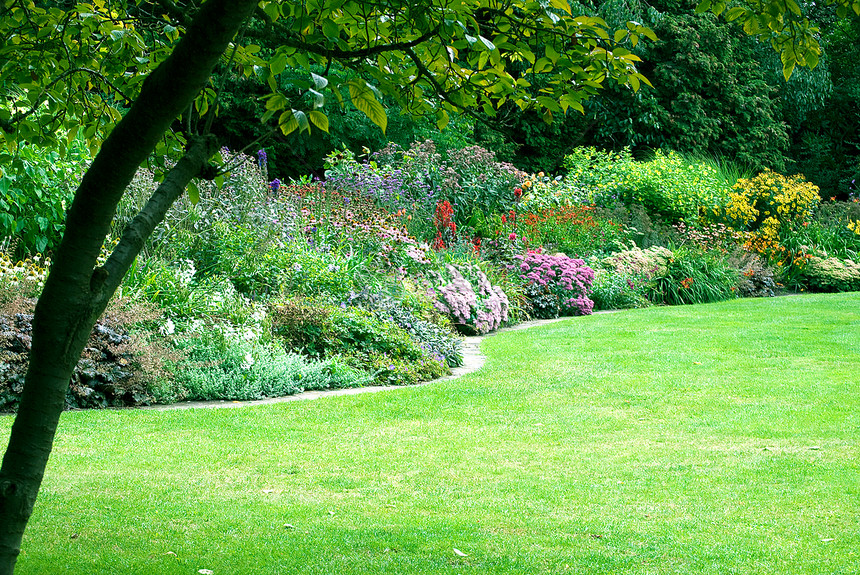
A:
159,318,176,336
250,308,267,323
241,353,255,370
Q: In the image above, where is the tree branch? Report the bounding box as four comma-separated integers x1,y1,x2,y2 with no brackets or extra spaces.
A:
276,25,441,62
97,134,219,301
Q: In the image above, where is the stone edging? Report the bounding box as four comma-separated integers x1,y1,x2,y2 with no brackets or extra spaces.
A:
143,316,577,411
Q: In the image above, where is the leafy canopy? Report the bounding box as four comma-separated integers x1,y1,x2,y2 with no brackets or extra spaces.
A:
1,0,655,157
696,0,860,79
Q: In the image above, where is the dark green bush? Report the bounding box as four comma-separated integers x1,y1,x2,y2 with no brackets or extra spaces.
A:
270,299,450,385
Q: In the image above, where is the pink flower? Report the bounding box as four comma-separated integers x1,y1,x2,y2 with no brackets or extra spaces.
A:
509,233,517,241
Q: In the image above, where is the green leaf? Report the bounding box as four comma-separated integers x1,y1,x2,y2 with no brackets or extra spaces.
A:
695,0,712,13
187,180,200,205
348,80,387,133
279,110,300,135
436,109,450,130
549,0,572,15
308,110,329,132
724,6,746,21
785,0,802,16
266,93,288,111
478,36,495,51
311,72,328,90
270,54,287,76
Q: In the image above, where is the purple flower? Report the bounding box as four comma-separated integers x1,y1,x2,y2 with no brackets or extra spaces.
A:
257,149,268,166
270,178,281,192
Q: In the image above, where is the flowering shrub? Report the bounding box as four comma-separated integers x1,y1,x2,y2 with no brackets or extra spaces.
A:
427,264,509,334
0,252,50,300
740,232,811,290
674,221,744,254
512,251,594,318
601,245,674,279
714,170,820,238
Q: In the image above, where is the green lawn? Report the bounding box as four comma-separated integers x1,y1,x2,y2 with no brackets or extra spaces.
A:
3,293,859,574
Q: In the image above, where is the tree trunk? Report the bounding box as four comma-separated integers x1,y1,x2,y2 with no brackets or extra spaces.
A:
0,1,257,572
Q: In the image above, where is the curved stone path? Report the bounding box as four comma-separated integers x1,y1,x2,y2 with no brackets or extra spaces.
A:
144,316,575,411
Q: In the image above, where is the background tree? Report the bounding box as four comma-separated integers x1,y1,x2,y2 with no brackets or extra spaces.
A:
0,0,653,571
476,0,859,196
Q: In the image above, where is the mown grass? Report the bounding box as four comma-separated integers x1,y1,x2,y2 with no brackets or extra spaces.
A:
3,293,859,574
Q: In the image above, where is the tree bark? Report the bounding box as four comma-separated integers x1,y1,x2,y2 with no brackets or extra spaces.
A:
0,1,257,572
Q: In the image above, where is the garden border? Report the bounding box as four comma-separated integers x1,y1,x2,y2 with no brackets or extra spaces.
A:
142,315,583,411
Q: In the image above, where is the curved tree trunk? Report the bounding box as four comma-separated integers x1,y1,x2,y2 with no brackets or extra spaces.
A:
0,1,258,572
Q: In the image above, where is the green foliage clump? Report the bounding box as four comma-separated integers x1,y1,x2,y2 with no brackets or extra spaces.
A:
349,291,464,368
615,151,731,223
561,146,635,199
270,300,450,385
280,247,358,303
165,329,370,402
589,269,650,311
562,147,731,223
646,247,739,305
798,256,860,293
0,143,88,257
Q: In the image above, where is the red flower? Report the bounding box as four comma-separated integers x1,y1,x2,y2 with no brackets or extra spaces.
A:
514,188,522,198
501,215,507,224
